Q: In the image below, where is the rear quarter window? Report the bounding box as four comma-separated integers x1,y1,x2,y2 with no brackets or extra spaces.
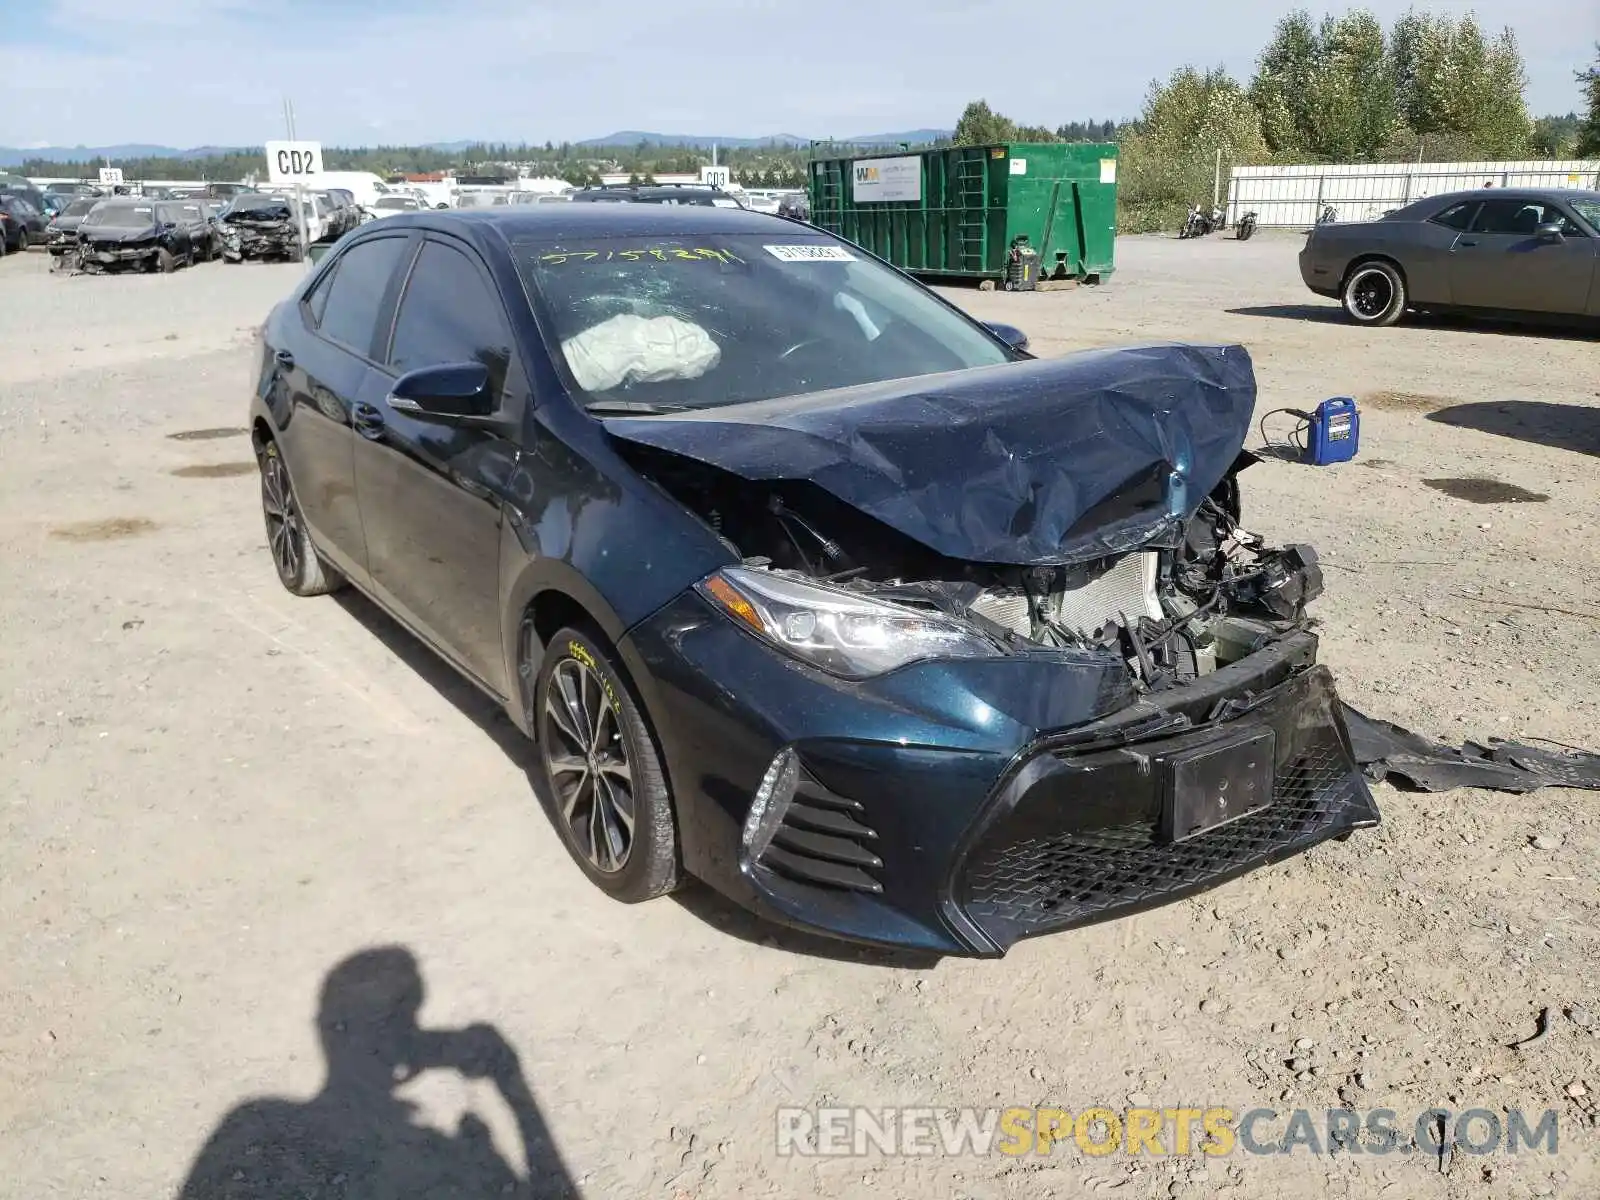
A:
1429,202,1478,231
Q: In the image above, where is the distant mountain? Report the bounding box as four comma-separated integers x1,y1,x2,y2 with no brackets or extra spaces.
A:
1,129,955,168
838,129,953,146
576,132,808,149
0,143,253,167
575,129,951,149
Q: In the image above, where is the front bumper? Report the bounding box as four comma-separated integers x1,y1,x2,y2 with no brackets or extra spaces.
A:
951,663,1375,951
84,242,158,265
625,593,1378,956
223,226,297,259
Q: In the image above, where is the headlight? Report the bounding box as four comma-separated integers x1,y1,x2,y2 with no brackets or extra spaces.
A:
696,567,1005,679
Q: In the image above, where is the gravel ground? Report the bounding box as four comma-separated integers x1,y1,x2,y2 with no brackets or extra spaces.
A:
1,234,1596,1200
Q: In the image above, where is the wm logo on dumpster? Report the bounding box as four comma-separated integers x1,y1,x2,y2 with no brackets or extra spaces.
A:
854,167,879,183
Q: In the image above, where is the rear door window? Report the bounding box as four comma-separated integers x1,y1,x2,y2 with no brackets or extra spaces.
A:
316,235,412,357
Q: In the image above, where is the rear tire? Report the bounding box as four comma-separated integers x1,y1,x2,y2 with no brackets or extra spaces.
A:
532,625,681,903
1341,260,1406,326
258,440,344,596
14,229,28,251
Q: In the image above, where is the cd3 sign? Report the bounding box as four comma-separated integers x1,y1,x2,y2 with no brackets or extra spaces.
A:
266,140,324,184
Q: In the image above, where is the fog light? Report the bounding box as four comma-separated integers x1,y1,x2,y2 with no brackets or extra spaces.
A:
743,748,799,862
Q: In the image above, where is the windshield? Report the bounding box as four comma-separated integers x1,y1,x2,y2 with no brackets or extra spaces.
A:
63,197,99,217
515,234,1011,410
84,204,155,229
1570,198,1600,231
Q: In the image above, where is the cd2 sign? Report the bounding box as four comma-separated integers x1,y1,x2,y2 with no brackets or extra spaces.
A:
265,140,323,184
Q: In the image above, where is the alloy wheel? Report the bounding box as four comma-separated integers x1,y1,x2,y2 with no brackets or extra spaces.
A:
543,658,635,873
1349,269,1392,320
260,451,303,584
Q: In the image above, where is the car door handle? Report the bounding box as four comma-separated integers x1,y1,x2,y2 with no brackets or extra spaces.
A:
352,401,386,440
273,348,295,369
1457,239,1478,248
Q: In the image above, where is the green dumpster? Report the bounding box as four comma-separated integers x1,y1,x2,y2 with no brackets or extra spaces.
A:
808,143,1118,285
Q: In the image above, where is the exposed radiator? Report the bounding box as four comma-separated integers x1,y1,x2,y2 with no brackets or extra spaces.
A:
969,553,1162,640
1054,552,1162,638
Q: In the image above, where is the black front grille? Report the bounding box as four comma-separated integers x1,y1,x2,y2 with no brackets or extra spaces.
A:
758,771,884,894
956,668,1377,946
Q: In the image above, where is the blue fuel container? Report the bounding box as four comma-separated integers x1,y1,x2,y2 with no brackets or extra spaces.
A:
1306,397,1359,465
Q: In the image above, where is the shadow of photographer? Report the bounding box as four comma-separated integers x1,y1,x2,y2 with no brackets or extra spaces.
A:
178,946,578,1198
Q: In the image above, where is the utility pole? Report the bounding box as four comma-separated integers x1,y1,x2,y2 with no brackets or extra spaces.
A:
283,95,309,265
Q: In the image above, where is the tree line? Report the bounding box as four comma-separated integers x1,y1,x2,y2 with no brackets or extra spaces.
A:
18,140,826,188
957,16,1597,232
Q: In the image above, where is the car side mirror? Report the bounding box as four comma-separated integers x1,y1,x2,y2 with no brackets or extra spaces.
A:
387,362,496,421
983,321,1031,354
1534,221,1565,242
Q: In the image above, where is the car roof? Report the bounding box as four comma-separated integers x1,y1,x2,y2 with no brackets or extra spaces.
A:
363,203,803,244
1408,187,1600,208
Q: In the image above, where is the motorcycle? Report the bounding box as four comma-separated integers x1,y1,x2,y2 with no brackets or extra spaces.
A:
1235,210,1259,241
1179,203,1228,239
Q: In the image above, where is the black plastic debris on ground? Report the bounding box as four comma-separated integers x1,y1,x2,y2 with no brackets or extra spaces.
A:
1341,705,1600,793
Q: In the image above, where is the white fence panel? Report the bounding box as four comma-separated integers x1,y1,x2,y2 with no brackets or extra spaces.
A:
1228,159,1600,227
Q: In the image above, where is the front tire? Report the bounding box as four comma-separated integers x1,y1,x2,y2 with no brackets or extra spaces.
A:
258,440,343,596
533,625,680,902
1341,260,1406,326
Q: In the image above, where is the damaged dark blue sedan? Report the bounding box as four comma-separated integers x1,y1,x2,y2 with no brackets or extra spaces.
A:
250,205,1378,955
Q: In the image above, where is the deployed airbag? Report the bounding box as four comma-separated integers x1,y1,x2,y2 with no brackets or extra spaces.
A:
563,314,721,393
601,343,1256,565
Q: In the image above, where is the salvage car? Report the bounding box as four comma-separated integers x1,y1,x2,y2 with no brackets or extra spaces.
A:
1300,188,1600,327
43,194,102,265
168,199,225,261
250,206,1378,955
368,194,425,219
0,195,48,252
218,193,310,262
311,188,359,238
76,199,199,271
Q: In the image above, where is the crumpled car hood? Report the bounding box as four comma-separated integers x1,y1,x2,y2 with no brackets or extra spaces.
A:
602,342,1257,565
224,209,292,226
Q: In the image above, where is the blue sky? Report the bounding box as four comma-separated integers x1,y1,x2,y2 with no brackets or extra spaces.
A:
2,0,1595,148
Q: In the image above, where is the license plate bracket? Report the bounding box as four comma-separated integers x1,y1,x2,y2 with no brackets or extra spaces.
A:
1158,727,1276,843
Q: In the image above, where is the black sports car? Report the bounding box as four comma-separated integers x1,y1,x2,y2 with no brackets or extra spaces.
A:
77,198,200,272
252,205,1377,955
1300,188,1600,327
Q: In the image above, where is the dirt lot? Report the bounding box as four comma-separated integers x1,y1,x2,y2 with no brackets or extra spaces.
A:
2,234,1597,1200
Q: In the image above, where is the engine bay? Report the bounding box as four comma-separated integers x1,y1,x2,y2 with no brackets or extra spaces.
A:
624,443,1326,693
